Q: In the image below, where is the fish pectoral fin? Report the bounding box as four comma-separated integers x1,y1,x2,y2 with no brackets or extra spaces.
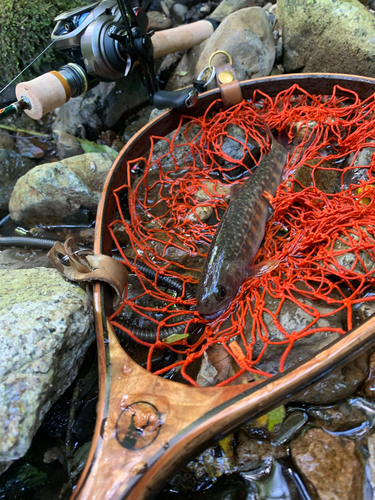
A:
248,258,280,279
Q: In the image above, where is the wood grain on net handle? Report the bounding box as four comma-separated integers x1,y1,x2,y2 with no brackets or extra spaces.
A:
72,73,375,500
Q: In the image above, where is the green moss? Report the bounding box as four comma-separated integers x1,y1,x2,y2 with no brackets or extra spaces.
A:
0,0,88,87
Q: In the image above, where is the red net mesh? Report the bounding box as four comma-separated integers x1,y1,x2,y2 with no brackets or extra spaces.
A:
108,84,375,386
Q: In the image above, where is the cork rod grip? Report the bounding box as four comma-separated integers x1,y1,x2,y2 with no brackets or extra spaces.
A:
152,20,214,59
16,71,71,120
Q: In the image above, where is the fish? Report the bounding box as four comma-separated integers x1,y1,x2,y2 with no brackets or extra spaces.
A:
196,125,288,320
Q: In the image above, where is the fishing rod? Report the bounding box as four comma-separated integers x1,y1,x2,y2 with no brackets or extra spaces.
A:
0,0,217,121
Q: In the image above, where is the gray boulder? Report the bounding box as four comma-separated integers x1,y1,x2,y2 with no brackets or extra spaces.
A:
54,68,149,135
196,7,275,83
210,0,271,23
0,149,35,217
278,0,375,77
9,152,116,226
0,268,94,466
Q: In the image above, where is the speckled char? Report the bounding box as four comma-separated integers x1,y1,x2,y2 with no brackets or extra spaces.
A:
196,132,287,319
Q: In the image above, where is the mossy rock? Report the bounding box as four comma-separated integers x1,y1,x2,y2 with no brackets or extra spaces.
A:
0,0,89,87
278,0,375,77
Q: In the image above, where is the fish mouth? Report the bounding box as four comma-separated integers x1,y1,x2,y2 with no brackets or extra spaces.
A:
201,310,223,321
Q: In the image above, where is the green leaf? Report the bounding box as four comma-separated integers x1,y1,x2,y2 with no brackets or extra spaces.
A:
267,406,286,432
76,137,118,157
162,333,189,343
0,124,49,137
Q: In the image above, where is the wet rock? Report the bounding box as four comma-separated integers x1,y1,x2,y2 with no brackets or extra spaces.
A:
245,285,344,376
293,159,339,194
363,350,375,398
339,145,375,192
367,433,375,494
0,148,35,217
294,354,369,405
291,428,364,500
329,226,375,276
306,401,367,432
270,410,308,446
235,430,287,472
186,205,214,224
213,124,261,177
147,10,173,30
53,130,84,159
0,130,15,150
356,295,375,325
0,268,94,465
0,248,50,270
195,180,231,202
9,152,116,226
196,7,275,82
16,135,45,159
172,435,237,490
278,0,375,78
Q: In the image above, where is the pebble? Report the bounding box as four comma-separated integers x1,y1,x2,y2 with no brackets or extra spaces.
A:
147,10,173,30
270,410,308,446
291,428,364,500
235,430,287,472
172,3,188,23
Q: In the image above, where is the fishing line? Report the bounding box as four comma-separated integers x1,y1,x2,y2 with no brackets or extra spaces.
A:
0,39,57,95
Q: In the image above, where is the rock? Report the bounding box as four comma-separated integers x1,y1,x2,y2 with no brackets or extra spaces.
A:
196,7,275,82
339,145,375,191
270,410,308,446
0,130,15,150
0,248,50,271
158,52,184,87
54,68,149,134
16,136,45,159
53,82,115,138
245,285,344,375
367,433,375,494
212,124,261,179
53,130,84,159
235,430,287,471
172,3,188,22
0,148,35,218
363,349,375,397
0,268,94,465
147,10,173,30
290,428,364,500
293,159,339,194
329,226,375,276
9,152,115,226
278,0,375,78
166,48,203,91
306,401,367,432
294,354,369,405
210,0,266,23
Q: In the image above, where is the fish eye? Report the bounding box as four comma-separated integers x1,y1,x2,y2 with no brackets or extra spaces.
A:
216,286,227,301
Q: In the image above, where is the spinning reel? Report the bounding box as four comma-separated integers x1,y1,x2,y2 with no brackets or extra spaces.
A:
0,0,216,120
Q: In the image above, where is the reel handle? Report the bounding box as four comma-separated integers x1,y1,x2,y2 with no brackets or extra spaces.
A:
15,20,215,120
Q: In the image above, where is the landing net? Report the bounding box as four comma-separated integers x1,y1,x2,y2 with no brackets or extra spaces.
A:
109,84,375,386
